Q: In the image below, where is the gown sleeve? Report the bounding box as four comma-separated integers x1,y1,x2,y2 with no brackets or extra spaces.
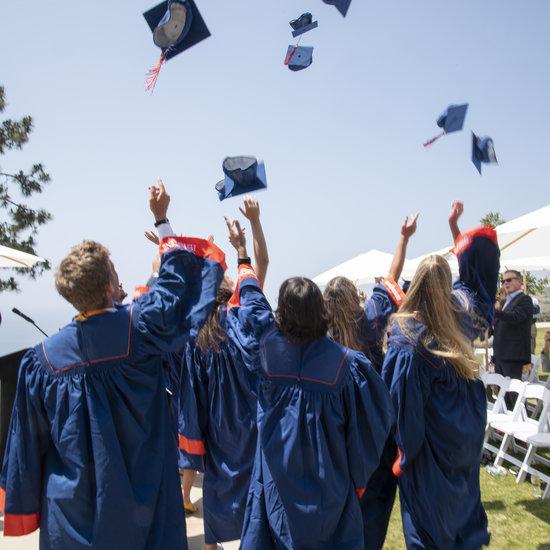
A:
0,349,50,536
344,353,394,498
177,346,208,471
361,277,404,358
451,226,500,337
135,237,226,355
385,344,432,477
225,263,274,374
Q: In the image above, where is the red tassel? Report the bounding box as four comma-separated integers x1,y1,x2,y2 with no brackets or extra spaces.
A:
423,130,447,148
284,46,298,66
145,50,168,93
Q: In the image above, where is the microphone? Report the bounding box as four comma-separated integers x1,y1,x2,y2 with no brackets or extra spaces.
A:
12,308,49,338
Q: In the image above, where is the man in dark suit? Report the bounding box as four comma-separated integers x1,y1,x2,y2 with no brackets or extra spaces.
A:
493,270,534,384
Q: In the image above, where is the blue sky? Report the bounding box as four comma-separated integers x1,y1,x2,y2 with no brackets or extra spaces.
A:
1,0,549,353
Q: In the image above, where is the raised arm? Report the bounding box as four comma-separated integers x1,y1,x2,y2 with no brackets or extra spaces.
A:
451,200,500,335
136,180,226,354
239,195,269,287
224,216,273,372
448,200,463,243
387,214,419,282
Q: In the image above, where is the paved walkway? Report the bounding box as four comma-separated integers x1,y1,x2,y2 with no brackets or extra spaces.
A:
0,474,239,550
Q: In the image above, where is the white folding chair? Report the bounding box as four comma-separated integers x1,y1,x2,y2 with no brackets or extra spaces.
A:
486,378,526,424
493,385,550,499
484,379,526,455
481,373,508,414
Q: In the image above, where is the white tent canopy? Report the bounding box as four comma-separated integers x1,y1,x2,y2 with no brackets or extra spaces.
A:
498,204,550,260
0,244,45,268
314,204,550,285
314,250,394,287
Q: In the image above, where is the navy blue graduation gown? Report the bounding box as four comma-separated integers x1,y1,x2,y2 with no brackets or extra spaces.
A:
382,227,499,550
0,237,226,549
357,277,404,550
359,277,405,373
226,265,394,550
177,315,258,544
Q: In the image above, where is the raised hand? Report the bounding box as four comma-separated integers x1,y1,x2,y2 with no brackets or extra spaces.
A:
224,216,246,253
148,178,170,221
239,195,260,223
401,213,419,241
144,231,159,245
449,200,464,224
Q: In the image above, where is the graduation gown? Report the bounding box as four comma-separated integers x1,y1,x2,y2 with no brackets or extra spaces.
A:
357,277,404,550
382,227,499,550
177,317,258,544
226,265,394,550
359,277,405,373
0,237,226,550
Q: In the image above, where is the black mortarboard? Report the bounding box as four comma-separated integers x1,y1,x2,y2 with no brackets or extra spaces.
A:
423,103,469,147
216,157,267,201
290,13,319,37
143,0,210,91
472,133,498,175
284,46,314,71
322,0,352,17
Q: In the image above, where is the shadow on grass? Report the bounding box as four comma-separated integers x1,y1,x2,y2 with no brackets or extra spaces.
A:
483,500,506,511
187,533,205,550
517,499,550,524
537,545,550,550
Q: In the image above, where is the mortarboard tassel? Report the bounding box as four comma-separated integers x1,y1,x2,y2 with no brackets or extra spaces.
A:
145,49,169,93
423,130,447,148
284,46,298,66
284,33,304,66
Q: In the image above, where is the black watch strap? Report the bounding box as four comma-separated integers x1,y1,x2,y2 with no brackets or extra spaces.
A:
238,257,252,265
154,218,169,228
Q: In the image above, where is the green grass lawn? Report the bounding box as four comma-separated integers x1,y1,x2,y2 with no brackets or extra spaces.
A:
383,469,550,549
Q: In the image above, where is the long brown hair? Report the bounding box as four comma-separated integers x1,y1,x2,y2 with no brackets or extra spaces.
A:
388,255,478,380
323,276,365,352
196,283,233,353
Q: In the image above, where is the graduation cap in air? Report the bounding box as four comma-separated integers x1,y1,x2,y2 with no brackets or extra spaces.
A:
423,103,469,148
321,0,352,17
143,0,210,92
290,13,318,37
284,46,314,71
472,133,497,175
216,157,267,201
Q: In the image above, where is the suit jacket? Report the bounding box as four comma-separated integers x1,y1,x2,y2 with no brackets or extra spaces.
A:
493,292,534,363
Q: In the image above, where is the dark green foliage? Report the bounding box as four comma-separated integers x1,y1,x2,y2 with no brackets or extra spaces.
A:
0,86,52,292
480,211,506,227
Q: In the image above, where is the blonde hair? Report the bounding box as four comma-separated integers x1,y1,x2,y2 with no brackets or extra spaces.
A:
55,241,112,312
323,276,365,352
388,255,478,380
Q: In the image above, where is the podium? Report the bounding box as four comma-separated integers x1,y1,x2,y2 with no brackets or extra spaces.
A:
0,349,28,462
